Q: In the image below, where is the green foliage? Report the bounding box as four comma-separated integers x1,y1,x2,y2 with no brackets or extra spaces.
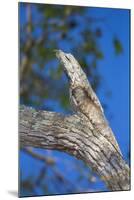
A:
20,3,123,112
113,37,123,55
96,51,104,59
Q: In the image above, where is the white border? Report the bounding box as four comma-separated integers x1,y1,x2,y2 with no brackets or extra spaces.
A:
0,0,133,199
20,0,133,9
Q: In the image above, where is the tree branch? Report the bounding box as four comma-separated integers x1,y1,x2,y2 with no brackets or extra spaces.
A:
20,50,130,191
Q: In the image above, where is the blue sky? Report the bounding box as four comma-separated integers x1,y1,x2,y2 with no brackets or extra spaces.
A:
20,3,130,196
89,8,130,160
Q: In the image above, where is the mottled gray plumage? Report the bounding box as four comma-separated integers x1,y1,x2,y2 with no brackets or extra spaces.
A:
56,50,122,156
55,50,103,112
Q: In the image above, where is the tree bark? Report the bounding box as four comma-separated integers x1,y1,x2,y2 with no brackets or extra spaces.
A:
19,50,130,191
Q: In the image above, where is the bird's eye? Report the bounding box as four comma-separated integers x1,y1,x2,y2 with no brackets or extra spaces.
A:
65,55,70,62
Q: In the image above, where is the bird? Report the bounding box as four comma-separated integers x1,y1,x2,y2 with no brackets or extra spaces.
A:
55,49,122,156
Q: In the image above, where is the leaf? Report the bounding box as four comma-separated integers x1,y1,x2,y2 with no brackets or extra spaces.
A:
92,59,97,68
60,95,69,108
57,64,63,78
113,38,123,55
79,58,88,69
96,51,104,59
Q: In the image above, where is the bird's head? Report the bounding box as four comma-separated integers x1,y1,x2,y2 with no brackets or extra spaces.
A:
55,49,83,86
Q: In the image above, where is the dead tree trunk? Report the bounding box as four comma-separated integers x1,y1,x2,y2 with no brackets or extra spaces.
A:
19,50,130,191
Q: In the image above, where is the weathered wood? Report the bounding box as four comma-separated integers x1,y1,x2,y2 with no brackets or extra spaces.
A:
20,50,130,191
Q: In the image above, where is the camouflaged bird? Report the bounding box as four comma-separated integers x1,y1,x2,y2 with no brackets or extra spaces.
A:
55,50,122,156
